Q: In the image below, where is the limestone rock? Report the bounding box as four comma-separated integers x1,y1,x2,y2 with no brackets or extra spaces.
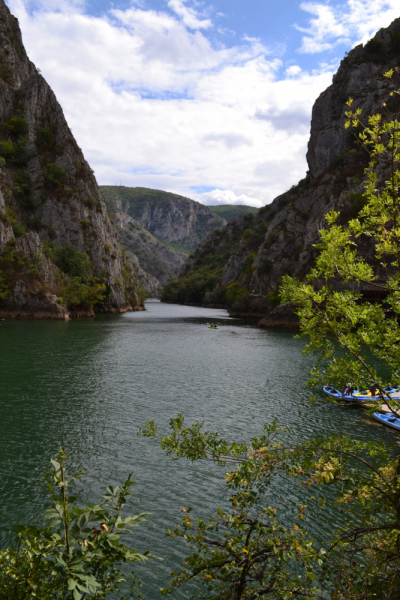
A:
0,0,144,317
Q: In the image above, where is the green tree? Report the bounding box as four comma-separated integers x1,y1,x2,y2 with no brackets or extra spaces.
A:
140,414,400,599
0,449,153,600
278,68,400,596
58,276,107,310
53,246,92,283
140,71,400,599
281,69,400,410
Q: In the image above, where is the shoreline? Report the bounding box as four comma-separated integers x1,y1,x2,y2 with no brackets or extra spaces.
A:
160,299,299,328
0,304,146,320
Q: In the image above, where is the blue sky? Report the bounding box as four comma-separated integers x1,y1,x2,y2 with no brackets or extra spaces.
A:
75,0,392,70
82,0,329,64
7,0,400,205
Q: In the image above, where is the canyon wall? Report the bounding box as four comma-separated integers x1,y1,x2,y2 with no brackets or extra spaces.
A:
0,0,144,318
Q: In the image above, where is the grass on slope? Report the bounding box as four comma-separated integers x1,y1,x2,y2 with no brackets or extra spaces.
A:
100,186,200,217
209,205,259,221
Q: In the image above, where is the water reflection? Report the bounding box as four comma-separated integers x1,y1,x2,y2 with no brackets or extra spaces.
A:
0,300,398,597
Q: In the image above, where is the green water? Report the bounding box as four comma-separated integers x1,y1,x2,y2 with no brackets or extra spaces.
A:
0,300,397,596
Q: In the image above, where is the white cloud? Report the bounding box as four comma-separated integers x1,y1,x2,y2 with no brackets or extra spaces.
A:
254,102,311,133
167,0,212,29
202,133,253,148
297,0,400,54
285,65,302,76
198,189,263,207
5,0,347,207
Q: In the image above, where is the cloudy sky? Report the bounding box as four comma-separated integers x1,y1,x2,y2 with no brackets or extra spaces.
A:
5,0,400,206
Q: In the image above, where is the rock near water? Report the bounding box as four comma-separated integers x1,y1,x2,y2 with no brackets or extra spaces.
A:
0,0,144,318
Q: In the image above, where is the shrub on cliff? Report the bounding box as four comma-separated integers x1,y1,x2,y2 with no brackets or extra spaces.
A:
35,124,56,153
13,169,33,208
6,116,28,137
44,162,67,190
0,245,26,299
0,242,46,300
0,51,12,83
52,246,92,284
390,29,400,52
0,138,33,168
365,37,387,59
57,277,107,310
121,261,146,306
49,246,108,310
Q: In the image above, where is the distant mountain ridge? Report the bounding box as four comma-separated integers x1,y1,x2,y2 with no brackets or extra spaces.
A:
101,186,228,293
101,186,261,295
209,205,259,221
101,186,226,252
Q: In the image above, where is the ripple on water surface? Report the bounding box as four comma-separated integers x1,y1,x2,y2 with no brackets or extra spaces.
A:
0,300,397,597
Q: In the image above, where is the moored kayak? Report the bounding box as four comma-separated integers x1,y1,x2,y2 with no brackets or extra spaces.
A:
323,385,375,403
352,391,381,402
323,385,400,403
383,386,400,394
353,389,400,401
372,412,400,431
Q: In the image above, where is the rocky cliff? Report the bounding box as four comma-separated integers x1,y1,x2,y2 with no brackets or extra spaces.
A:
101,186,226,293
0,0,144,318
162,17,400,325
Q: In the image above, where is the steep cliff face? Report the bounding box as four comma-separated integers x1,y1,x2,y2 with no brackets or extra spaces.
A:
101,186,226,252
101,186,226,293
162,17,400,324
115,213,186,296
0,0,144,318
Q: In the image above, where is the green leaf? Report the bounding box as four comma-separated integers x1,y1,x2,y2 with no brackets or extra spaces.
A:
73,587,82,600
68,578,77,590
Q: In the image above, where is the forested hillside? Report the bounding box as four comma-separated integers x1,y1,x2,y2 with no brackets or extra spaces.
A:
209,205,259,221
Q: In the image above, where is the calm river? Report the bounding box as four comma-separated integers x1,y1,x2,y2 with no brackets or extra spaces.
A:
0,300,397,596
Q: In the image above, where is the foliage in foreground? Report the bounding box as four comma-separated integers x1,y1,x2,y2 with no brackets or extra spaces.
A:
0,449,152,600
140,414,400,599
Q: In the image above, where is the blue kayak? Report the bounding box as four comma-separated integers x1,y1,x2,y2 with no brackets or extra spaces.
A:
383,386,400,394
323,385,380,403
323,385,361,402
323,385,400,403
372,412,400,431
